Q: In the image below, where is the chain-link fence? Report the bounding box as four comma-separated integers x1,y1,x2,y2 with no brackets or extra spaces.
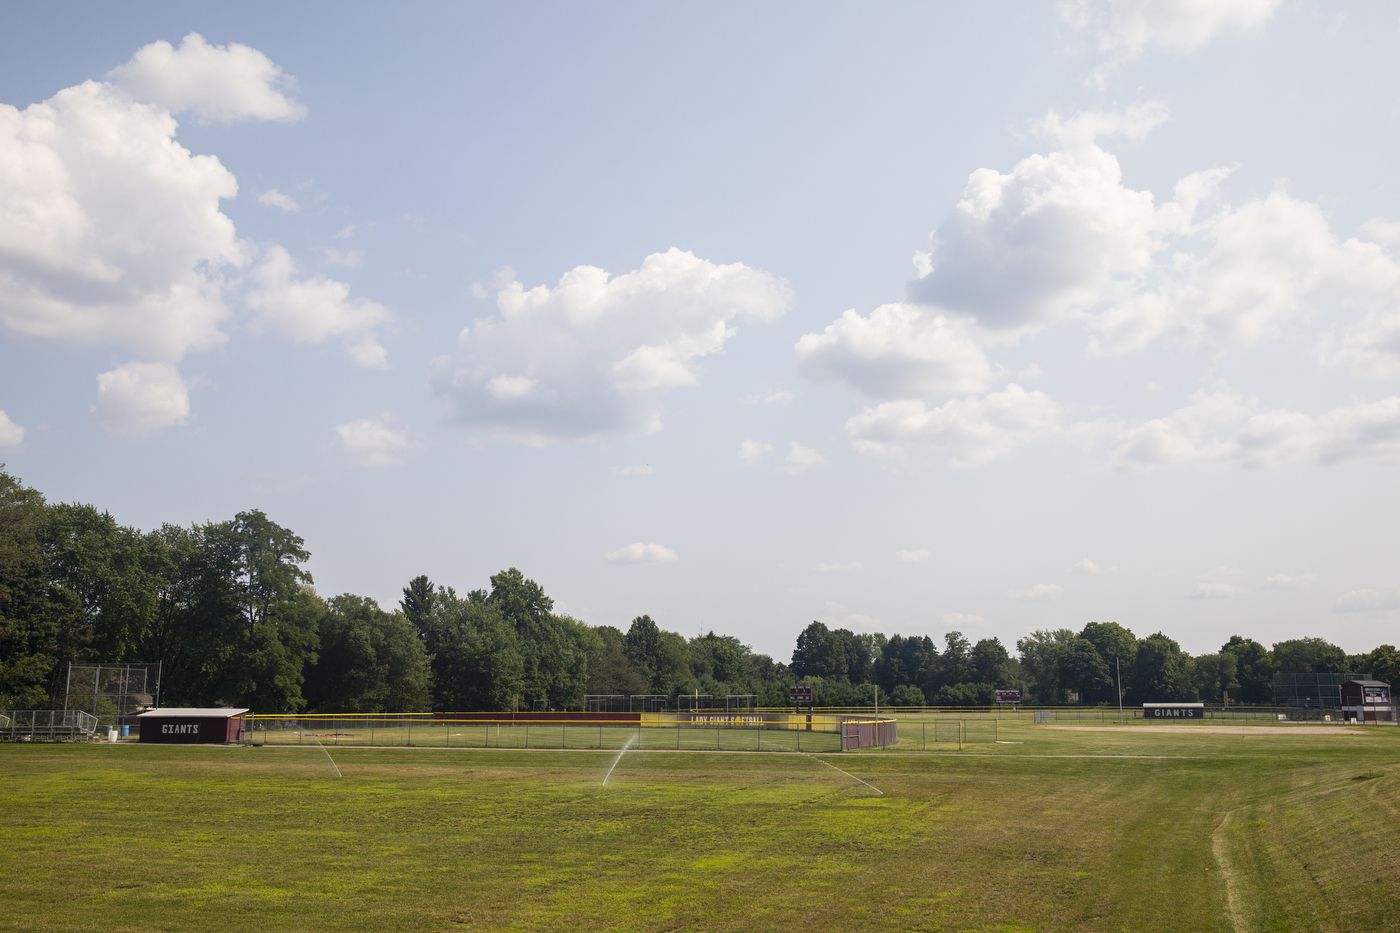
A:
243,716,857,753
63,662,159,728
886,719,999,750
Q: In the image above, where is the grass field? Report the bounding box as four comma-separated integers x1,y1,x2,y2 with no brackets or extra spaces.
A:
2,723,1398,931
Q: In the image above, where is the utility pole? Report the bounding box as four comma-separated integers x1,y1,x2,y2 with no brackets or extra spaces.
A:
1116,655,1124,724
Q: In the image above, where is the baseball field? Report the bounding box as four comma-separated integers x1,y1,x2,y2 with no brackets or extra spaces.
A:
1,720,1396,931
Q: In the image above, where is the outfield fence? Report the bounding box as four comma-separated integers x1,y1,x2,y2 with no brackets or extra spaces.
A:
811,705,1398,724
242,712,897,753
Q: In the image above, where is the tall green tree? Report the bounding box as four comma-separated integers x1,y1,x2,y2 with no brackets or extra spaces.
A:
0,468,53,708
305,594,431,712
624,615,663,686
1061,636,1113,704
1130,633,1192,703
1271,638,1347,675
970,637,1015,687
1220,636,1273,703
1192,652,1239,703
399,575,436,639
1359,645,1400,686
1080,621,1137,700
586,625,649,696
425,589,524,711
1016,629,1076,703
41,503,158,680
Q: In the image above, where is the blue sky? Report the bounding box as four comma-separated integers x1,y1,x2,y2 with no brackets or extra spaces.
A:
3,1,1399,658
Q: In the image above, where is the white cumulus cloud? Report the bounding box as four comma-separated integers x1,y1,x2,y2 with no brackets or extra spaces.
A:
257,189,300,213
107,33,307,124
743,389,794,406
942,611,987,628
1095,191,1400,357
910,107,1174,334
1009,583,1064,602
897,548,933,563
0,80,244,361
0,410,24,447
605,542,679,564
903,105,1400,368
246,245,391,367
847,384,1060,466
1070,0,1282,60
796,303,993,399
94,362,189,435
1191,582,1239,600
1110,388,1400,468
784,442,826,475
434,248,791,444
1263,573,1318,589
335,416,407,467
738,439,774,466
1072,558,1111,575
1334,587,1400,613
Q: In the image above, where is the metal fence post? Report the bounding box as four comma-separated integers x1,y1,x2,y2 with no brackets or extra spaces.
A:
922,722,926,751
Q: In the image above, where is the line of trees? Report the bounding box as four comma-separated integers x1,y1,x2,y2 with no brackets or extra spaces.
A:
2,467,1396,712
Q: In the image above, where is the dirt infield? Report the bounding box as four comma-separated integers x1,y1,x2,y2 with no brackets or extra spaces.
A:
1046,724,1368,736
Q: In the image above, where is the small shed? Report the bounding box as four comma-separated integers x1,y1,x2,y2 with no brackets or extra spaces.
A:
137,708,249,744
1340,680,1393,723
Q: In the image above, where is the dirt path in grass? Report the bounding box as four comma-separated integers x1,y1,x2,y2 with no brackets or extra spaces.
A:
1212,810,1248,933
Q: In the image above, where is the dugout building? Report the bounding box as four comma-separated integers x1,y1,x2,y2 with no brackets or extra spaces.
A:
137,708,248,743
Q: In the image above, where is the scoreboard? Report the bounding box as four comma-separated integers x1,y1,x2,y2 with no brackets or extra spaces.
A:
995,689,1022,704
789,684,814,706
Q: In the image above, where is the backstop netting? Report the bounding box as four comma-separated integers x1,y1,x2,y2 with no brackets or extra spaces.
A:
64,662,160,727
1272,673,1363,709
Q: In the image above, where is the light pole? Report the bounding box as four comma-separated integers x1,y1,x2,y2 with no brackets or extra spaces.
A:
1115,655,1124,724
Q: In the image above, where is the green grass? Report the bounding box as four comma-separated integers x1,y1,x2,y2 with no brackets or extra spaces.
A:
2,723,1398,931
